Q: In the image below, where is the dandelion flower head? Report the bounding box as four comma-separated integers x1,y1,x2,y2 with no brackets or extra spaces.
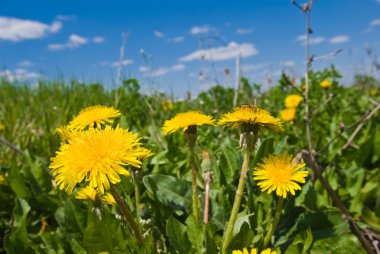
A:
76,186,97,201
218,105,283,132
135,147,154,162
161,99,173,111
102,193,116,205
162,111,215,135
253,153,308,198
0,174,5,185
0,124,4,131
280,108,296,122
320,79,332,88
68,105,121,130
232,248,277,254
284,94,303,108
50,126,143,194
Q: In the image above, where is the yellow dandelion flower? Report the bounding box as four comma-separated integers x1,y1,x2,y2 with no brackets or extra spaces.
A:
162,111,215,135
0,174,5,185
76,186,98,201
136,147,154,162
370,89,377,97
218,105,283,132
280,108,296,122
161,99,173,111
0,124,4,131
56,125,80,142
68,105,121,130
320,79,332,88
232,248,276,254
50,126,143,194
102,193,116,205
253,153,308,198
284,94,303,108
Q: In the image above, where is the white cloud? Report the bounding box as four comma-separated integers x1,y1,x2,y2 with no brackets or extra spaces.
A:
370,18,380,27
241,63,267,72
112,59,134,68
0,16,62,41
236,28,253,35
167,36,184,43
154,30,165,38
179,42,258,62
190,25,210,35
281,61,295,67
93,36,105,43
18,60,34,67
0,68,41,82
151,64,185,77
329,35,350,44
48,34,88,51
139,66,150,72
296,34,325,45
56,15,76,21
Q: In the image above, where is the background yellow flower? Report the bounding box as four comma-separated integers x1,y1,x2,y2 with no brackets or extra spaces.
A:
232,248,277,254
50,126,143,194
284,94,303,108
162,111,215,135
280,108,296,122
253,153,308,198
320,79,332,88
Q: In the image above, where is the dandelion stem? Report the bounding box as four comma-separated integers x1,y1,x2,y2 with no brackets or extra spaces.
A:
221,146,252,254
263,197,284,248
132,170,142,219
110,185,144,246
190,145,200,226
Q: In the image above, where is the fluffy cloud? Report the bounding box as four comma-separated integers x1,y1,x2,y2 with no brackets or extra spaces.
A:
296,34,325,45
190,25,211,35
236,28,253,35
93,36,105,43
18,60,34,67
48,34,88,51
167,36,184,43
0,68,41,82
112,59,134,68
0,16,62,41
140,64,186,77
154,31,165,38
179,42,258,62
329,35,350,44
370,18,380,27
241,63,267,72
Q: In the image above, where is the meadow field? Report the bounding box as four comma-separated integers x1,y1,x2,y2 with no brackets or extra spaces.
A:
0,66,379,253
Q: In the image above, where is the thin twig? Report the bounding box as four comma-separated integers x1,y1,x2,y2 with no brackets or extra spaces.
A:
281,72,305,97
313,49,343,61
0,137,23,154
310,93,335,118
342,102,380,150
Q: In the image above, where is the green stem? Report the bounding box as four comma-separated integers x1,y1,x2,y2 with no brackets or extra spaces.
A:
263,197,284,248
190,145,199,226
221,147,252,254
133,170,142,218
110,185,144,246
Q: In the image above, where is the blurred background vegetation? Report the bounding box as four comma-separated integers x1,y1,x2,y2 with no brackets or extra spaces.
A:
0,67,379,253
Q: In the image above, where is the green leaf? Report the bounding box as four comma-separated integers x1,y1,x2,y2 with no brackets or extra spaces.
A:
166,216,191,253
186,215,204,253
143,174,192,212
4,198,33,253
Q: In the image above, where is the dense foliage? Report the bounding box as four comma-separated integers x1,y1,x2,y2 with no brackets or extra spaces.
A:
0,68,379,253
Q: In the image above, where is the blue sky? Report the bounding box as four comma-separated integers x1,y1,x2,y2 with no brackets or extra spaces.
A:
1,0,380,96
